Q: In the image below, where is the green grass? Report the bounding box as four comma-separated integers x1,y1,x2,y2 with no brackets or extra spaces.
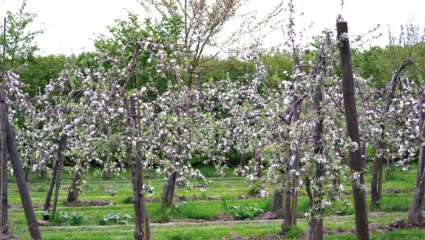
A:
6,165,424,239
10,212,423,240
327,230,425,240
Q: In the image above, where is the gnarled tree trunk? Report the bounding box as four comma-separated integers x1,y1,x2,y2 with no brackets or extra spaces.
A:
67,167,83,202
281,95,304,232
408,143,425,223
52,135,67,217
307,217,324,240
408,92,425,224
161,171,177,209
102,126,114,180
253,148,262,179
240,151,246,169
371,140,384,206
282,141,299,232
43,156,59,215
126,97,151,240
272,190,283,212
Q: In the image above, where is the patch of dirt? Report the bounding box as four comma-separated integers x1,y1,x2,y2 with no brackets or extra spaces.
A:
387,219,425,230
144,197,160,203
38,220,50,226
63,200,112,207
329,218,425,236
237,194,249,200
174,195,219,202
215,213,234,221
223,233,282,240
9,204,42,209
254,211,278,220
369,223,386,233
8,204,21,209
104,189,117,196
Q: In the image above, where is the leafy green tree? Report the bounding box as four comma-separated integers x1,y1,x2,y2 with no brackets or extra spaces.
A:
0,0,42,68
16,55,66,96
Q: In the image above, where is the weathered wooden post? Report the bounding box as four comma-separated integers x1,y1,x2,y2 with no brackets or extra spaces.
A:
0,96,7,235
0,17,8,235
337,20,370,240
4,105,42,239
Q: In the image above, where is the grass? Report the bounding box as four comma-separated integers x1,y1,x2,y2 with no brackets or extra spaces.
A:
10,213,424,240
6,165,424,239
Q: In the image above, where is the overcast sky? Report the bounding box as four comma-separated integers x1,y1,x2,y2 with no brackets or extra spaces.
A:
0,0,424,55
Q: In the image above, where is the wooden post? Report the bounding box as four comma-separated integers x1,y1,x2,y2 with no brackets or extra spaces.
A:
337,21,369,240
0,17,8,235
1,91,41,239
0,95,8,235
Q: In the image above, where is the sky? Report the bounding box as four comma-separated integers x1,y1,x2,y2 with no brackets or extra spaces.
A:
0,0,424,56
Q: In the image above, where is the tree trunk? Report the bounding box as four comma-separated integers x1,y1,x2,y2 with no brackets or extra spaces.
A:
67,167,83,202
371,141,384,206
272,190,283,212
282,184,293,232
126,97,151,240
0,100,8,234
337,21,369,240
281,96,304,232
102,127,114,180
161,171,177,209
408,143,425,224
305,42,330,239
417,143,425,187
52,135,67,217
43,156,59,216
307,217,324,240
253,148,262,178
282,144,298,232
240,151,246,169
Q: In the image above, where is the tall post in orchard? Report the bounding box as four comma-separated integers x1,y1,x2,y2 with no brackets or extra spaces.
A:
0,17,8,235
337,20,370,240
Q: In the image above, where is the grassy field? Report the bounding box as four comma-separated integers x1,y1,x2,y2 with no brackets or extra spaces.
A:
6,165,424,239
